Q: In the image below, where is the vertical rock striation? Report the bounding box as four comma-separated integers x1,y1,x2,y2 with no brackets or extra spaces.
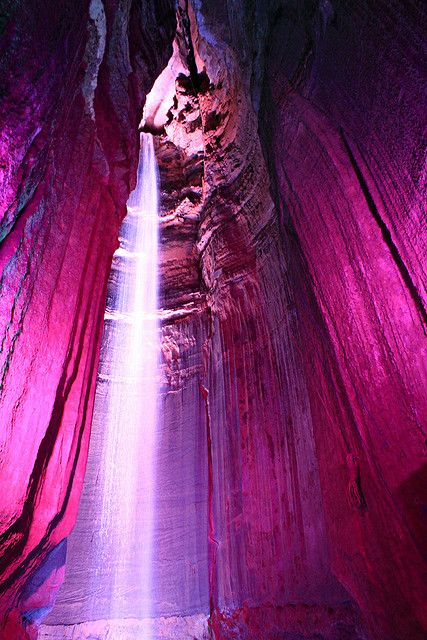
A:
148,2,426,638
180,3,365,637
0,1,175,637
259,1,427,639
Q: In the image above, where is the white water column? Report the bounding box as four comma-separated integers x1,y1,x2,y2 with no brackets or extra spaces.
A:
40,135,161,639
96,132,160,632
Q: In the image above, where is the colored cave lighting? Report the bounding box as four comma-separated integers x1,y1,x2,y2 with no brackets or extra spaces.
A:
96,133,159,637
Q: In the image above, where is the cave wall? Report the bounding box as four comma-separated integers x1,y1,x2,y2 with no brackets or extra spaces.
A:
182,2,364,637
41,2,366,637
193,19,336,611
151,1,426,638
0,1,175,637
259,1,427,639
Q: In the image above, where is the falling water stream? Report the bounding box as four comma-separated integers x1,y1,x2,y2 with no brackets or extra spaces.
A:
96,132,159,636
40,134,162,639
42,128,209,639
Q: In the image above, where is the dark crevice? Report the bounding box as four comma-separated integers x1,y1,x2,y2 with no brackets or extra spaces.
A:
340,128,427,335
200,382,217,637
177,0,204,94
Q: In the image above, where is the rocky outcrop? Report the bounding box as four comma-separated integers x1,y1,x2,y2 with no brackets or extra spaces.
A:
153,2,426,638
0,1,175,637
157,2,426,638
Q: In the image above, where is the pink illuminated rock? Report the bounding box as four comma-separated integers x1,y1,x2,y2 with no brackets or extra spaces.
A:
260,2,427,639
48,3,368,638
0,0,175,636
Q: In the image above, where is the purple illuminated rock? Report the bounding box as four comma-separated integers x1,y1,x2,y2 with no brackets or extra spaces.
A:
0,1,175,636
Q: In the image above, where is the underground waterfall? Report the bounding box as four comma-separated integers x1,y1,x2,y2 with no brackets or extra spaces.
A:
43,133,160,637
1,3,426,639
98,131,160,631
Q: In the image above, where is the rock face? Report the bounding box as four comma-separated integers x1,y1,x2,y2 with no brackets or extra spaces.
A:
0,1,175,637
1,1,426,639
260,3,427,639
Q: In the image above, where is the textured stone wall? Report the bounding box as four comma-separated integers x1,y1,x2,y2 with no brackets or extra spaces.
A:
260,2,427,639
0,1,175,637
151,2,427,638
186,2,364,637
